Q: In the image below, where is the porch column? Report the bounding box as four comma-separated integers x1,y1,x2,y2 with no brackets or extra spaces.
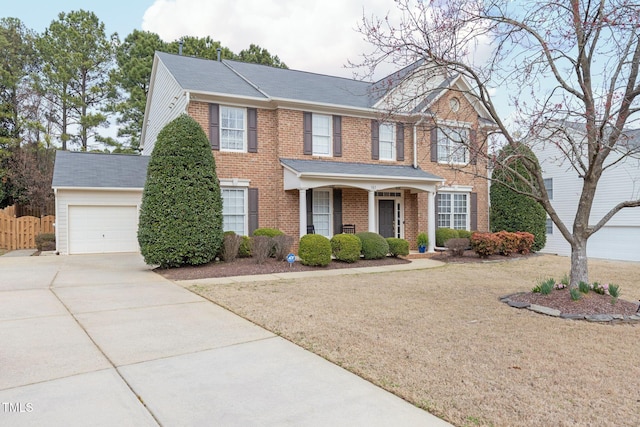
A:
368,189,376,232
427,190,436,252
299,188,307,239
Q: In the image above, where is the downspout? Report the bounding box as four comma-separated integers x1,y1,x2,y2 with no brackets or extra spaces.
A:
413,115,427,168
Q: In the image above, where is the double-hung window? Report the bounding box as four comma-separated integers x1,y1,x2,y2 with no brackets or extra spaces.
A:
312,189,331,237
220,106,246,151
312,114,331,156
222,188,247,235
379,123,395,161
437,127,468,164
438,193,468,230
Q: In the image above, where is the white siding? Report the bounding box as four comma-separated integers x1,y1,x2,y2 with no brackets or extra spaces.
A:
534,140,640,261
55,189,143,255
142,59,188,155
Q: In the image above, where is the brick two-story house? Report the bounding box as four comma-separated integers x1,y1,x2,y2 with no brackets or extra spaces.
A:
52,51,493,255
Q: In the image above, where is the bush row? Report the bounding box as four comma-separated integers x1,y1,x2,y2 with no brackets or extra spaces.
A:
220,228,410,268
469,231,534,258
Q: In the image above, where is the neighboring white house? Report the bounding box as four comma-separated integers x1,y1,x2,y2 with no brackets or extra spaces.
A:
533,125,640,262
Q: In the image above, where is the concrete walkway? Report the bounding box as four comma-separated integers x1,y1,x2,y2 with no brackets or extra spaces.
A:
0,253,450,426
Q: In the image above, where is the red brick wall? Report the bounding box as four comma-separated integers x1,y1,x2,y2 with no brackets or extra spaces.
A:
187,94,489,252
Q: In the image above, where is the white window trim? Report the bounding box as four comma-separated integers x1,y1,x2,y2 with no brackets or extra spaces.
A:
312,113,332,157
221,186,249,236
437,126,470,165
219,178,250,188
379,123,396,161
437,189,471,230
312,188,333,237
220,106,247,153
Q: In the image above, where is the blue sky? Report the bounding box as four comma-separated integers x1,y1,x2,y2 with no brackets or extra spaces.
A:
3,0,154,39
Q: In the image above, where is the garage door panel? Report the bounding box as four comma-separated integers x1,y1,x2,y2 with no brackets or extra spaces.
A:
69,206,139,254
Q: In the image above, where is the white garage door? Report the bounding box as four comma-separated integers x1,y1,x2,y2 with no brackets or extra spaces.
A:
68,205,139,254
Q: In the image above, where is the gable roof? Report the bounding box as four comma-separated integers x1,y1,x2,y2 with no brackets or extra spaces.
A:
155,51,377,109
52,151,149,189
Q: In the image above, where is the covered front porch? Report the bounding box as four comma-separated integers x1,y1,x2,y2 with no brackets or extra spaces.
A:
280,158,444,252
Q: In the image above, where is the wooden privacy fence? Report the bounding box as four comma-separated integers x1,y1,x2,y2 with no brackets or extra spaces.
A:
0,213,55,250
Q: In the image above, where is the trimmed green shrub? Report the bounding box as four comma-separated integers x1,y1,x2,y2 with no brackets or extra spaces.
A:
356,232,389,260
238,235,251,257
490,143,547,251
386,237,409,257
436,228,459,247
331,234,362,263
457,230,472,239
299,234,332,266
138,114,223,268
252,228,284,237
35,233,56,251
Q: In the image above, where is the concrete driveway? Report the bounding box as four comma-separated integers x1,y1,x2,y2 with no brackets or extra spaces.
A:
0,253,450,426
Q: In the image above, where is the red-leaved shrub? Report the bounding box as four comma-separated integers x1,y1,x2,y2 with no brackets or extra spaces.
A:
495,230,520,256
515,231,535,254
470,232,500,258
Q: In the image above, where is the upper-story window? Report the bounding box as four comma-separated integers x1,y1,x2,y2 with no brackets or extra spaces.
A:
312,114,332,156
379,123,396,161
304,112,341,157
220,106,246,151
437,127,469,164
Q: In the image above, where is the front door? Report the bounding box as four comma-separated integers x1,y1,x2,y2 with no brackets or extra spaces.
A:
378,200,395,238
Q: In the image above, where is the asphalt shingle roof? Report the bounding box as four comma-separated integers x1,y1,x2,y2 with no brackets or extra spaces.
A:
52,151,149,189
280,158,443,181
156,51,378,108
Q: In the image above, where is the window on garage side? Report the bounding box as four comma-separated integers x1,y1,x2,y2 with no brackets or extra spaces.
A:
222,188,247,235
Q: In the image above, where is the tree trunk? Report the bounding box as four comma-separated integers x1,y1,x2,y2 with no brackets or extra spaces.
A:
570,237,588,288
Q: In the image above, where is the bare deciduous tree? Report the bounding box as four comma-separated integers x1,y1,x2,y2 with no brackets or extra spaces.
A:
356,0,640,287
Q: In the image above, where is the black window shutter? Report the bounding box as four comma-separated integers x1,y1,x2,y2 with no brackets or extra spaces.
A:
333,189,342,234
396,123,404,161
371,120,379,160
470,192,478,231
469,129,477,165
333,115,342,157
303,112,312,155
430,127,438,162
248,108,258,153
306,189,313,226
209,103,220,150
248,188,259,235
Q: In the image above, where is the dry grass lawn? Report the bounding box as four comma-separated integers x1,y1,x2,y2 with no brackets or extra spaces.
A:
191,255,640,427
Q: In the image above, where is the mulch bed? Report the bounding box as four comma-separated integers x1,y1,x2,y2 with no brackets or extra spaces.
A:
507,289,640,317
155,256,411,281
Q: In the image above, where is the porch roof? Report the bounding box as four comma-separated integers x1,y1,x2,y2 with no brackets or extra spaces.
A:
280,158,444,192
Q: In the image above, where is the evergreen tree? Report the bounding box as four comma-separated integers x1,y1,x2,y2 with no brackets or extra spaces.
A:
138,114,222,267
490,143,547,251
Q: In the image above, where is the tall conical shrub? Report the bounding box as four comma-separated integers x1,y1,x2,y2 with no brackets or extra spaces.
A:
138,114,223,267
490,143,546,252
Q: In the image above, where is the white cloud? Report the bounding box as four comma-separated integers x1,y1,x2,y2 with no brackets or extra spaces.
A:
142,0,398,79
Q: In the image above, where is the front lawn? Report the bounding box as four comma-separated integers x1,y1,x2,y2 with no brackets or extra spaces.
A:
191,255,640,427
